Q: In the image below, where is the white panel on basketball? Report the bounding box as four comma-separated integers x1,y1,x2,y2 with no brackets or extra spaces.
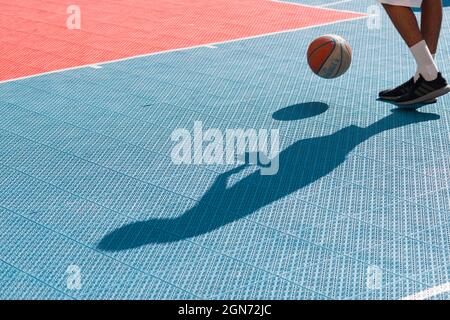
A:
317,37,351,79
318,43,341,79
338,44,352,77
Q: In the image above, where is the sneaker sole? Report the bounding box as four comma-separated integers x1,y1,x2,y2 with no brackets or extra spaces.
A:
379,95,437,104
378,96,437,104
396,85,450,105
378,95,401,101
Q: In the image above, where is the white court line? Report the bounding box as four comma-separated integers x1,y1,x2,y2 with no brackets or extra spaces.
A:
0,3,367,85
402,283,450,300
269,0,361,15
318,0,355,8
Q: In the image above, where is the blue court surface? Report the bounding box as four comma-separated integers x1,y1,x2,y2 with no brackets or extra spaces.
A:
2,0,450,300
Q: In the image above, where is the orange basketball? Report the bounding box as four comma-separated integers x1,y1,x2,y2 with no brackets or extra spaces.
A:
307,35,352,79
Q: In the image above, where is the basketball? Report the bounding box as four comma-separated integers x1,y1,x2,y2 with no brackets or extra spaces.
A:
307,34,352,79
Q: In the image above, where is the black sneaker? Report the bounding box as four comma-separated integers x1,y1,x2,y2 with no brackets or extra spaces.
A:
379,77,415,101
396,73,450,105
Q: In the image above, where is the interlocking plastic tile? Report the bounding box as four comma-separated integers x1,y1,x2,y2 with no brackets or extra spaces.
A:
1,0,450,300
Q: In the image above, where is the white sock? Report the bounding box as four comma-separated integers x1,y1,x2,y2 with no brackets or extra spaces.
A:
411,40,439,82
414,53,436,82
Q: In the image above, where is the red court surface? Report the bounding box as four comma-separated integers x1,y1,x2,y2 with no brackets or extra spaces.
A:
0,0,365,82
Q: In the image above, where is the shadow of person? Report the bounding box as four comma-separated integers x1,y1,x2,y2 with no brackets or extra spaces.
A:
376,97,437,109
272,102,329,121
98,107,440,251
